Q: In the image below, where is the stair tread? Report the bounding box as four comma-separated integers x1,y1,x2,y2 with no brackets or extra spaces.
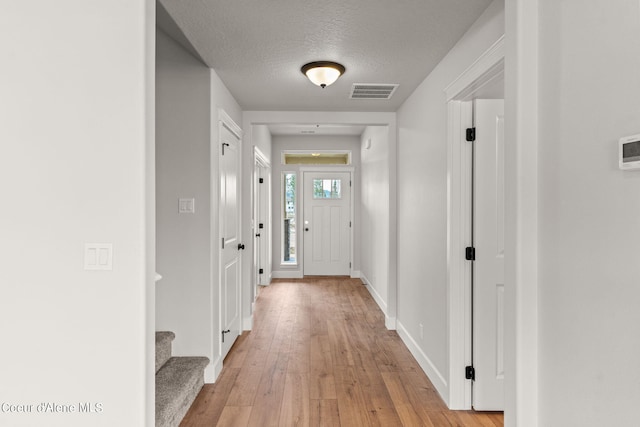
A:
156,356,209,427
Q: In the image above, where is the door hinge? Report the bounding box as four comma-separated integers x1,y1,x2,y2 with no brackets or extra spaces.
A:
349,221,352,228
465,246,476,261
259,178,264,183
221,238,225,249
465,365,475,381
222,142,230,155
349,262,352,269
466,127,476,142
259,268,264,274
350,180,352,187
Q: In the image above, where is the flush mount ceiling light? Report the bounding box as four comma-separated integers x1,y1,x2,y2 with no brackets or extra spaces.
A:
301,61,346,88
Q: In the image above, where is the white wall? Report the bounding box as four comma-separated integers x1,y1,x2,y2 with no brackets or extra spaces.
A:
395,0,504,401
251,125,272,161
271,135,362,278
156,29,211,360
155,29,242,381
0,1,155,426
536,1,640,425
360,126,391,318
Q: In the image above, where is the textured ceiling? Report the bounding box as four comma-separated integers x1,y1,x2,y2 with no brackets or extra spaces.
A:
158,0,493,112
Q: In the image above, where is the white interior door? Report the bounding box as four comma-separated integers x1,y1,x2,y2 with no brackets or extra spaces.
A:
303,171,351,276
220,121,242,360
253,159,270,289
260,167,271,284
472,99,505,410
253,164,261,292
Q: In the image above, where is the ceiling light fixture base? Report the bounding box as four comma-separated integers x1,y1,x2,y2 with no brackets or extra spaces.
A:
301,61,346,88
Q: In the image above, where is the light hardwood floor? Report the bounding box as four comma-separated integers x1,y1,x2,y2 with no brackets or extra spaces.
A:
180,277,503,427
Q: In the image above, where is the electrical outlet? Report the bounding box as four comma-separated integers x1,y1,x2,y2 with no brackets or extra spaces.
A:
419,323,424,340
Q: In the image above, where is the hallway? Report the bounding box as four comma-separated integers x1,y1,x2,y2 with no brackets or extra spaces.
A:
180,277,503,426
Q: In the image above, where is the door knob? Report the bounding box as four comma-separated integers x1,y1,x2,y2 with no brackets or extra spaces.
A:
305,228,309,232
256,233,261,237
238,243,245,250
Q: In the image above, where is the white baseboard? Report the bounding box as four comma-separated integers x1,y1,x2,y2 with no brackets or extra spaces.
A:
271,270,304,279
259,275,272,286
385,316,397,330
350,270,361,279
205,355,223,383
242,315,253,331
361,273,387,311
396,320,449,406
361,273,397,330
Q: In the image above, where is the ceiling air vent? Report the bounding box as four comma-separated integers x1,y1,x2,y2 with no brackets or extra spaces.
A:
350,83,399,100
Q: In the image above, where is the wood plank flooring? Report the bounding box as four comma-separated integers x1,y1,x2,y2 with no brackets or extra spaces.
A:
180,277,503,427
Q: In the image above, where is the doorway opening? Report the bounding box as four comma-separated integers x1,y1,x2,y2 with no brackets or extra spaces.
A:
243,112,397,336
445,35,505,410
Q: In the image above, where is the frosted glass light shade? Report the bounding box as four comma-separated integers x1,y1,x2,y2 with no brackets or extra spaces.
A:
301,61,345,88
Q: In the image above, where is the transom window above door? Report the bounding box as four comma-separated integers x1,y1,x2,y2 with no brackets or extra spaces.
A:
282,150,351,165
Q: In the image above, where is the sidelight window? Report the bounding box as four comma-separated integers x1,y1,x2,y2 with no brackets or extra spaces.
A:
282,172,297,264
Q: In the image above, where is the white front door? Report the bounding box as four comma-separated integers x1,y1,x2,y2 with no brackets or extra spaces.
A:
303,171,351,276
473,99,505,410
220,120,242,360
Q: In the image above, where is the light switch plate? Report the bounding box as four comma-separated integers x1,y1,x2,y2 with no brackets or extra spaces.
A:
84,243,113,270
179,198,195,213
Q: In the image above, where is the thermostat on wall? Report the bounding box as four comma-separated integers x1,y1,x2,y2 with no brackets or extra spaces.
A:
619,133,640,170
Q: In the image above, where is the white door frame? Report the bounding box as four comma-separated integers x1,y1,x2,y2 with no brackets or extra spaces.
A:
299,166,355,278
444,35,505,409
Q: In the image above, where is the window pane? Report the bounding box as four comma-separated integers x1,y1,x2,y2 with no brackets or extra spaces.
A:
283,152,350,165
313,179,341,199
283,173,296,263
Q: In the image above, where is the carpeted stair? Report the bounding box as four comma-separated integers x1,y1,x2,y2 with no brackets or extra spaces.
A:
155,331,209,427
